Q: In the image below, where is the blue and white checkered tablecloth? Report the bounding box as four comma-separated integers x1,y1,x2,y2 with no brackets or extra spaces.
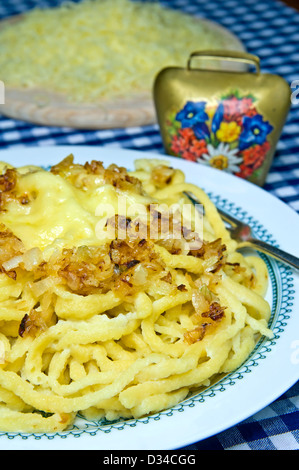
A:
0,0,298,451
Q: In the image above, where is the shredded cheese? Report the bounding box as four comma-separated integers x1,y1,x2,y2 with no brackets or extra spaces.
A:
0,0,234,102
0,340,5,364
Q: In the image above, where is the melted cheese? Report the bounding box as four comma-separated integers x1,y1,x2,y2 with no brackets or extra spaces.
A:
0,0,228,101
0,162,153,258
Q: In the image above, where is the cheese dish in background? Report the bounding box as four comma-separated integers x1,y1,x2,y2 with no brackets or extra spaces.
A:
0,0,244,102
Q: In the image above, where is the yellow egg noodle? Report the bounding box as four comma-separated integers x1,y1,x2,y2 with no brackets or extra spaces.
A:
0,154,272,433
0,0,231,102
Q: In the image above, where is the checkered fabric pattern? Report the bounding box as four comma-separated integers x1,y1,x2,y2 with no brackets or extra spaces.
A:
0,0,298,451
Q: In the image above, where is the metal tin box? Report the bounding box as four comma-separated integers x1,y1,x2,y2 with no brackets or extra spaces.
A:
153,51,291,186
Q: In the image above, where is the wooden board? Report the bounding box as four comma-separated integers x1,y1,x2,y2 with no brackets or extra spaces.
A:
0,18,245,129
1,88,156,129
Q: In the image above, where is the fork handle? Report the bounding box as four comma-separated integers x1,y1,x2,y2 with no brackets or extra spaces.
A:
245,239,299,271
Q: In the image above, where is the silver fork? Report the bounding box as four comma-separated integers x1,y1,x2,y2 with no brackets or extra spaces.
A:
186,193,299,271
216,207,299,271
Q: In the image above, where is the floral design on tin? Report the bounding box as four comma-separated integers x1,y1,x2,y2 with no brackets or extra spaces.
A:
166,92,273,179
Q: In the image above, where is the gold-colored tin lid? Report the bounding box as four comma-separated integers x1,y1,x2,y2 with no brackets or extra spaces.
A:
153,50,291,186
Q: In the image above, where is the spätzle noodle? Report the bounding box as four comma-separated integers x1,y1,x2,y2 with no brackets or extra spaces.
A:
0,155,272,432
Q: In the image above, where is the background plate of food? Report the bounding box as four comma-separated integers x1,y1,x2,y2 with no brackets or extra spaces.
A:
0,0,245,129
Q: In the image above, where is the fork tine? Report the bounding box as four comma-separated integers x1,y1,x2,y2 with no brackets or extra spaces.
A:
185,192,299,269
214,207,242,228
184,191,241,228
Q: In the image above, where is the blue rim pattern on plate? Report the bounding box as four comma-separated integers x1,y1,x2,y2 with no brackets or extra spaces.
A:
0,196,294,441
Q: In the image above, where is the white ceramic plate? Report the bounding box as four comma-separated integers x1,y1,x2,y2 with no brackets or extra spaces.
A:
0,146,298,450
